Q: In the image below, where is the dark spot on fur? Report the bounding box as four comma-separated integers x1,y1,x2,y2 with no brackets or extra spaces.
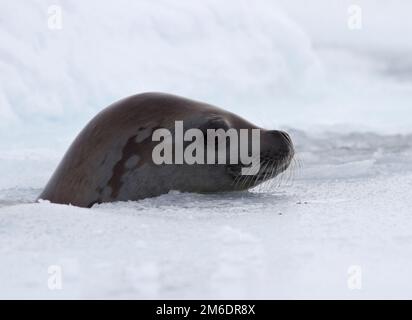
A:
107,135,141,198
106,128,162,198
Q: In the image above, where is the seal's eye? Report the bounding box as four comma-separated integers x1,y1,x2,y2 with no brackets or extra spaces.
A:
199,116,230,133
197,117,232,155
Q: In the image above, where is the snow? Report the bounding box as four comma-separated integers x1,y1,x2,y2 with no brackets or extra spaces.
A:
1,0,412,299
1,131,412,299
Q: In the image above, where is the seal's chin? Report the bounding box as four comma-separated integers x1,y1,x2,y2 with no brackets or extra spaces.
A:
227,151,293,189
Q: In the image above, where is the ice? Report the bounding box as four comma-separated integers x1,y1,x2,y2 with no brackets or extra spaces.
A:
1,131,412,299
1,0,412,299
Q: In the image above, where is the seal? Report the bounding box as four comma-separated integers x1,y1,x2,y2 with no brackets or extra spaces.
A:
38,92,294,207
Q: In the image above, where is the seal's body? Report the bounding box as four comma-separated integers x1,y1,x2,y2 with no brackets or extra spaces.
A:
38,93,294,207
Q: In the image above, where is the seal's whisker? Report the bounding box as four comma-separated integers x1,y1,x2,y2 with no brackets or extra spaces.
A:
267,160,277,191
283,157,294,187
232,153,262,189
261,159,278,190
261,161,275,192
249,161,264,190
244,158,266,189
237,154,263,189
253,160,270,191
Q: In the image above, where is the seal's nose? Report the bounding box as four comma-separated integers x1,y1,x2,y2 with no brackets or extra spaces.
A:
267,130,294,154
279,130,292,145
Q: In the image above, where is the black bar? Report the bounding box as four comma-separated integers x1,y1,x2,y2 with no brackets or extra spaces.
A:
0,300,410,318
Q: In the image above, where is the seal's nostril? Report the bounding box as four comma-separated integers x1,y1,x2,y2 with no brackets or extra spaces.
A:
279,131,292,145
268,130,292,144
267,130,293,154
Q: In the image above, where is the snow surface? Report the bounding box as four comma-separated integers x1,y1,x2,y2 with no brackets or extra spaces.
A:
1,0,412,299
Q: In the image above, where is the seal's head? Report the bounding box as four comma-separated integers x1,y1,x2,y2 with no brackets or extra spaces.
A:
188,114,295,191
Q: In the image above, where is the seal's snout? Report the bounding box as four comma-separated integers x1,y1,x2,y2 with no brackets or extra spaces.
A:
267,130,294,156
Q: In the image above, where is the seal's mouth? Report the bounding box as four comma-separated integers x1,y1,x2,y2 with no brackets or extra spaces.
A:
227,150,294,189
